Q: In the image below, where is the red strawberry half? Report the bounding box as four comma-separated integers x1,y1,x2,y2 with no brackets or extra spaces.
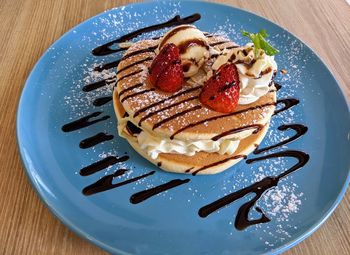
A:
149,43,183,93
199,63,240,113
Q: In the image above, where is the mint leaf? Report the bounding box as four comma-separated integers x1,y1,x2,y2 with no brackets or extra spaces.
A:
241,29,279,56
259,29,268,38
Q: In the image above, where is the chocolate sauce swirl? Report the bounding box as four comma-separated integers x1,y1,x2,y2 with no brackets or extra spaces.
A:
191,155,247,175
116,56,153,75
198,150,309,230
117,69,144,84
83,78,116,92
64,13,310,231
152,105,202,130
62,112,110,132
159,25,194,49
93,96,112,106
138,96,198,126
93,46,157,72
120,88,156,103
79,132,114,149
170,102,276,139
209,40,230,47
225,45,239,50
122,45,158,60
80,155,129,176
211,124,263,141
118,82,144,97
83,170,155,196
274,98,299,115
178,39,209,54
254,124,308,154
133,85,202,117
92,14,201,56
170,98,300,139
130,179,190,204
274,82,282,91
126,121,142,136
94,60,121,72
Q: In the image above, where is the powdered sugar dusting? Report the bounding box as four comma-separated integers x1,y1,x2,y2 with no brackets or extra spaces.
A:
56,1,312,250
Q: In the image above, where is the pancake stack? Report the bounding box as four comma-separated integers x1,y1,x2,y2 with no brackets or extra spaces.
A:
113,28,277,175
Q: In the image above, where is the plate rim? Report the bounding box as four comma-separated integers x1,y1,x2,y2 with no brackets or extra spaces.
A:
16,1,350,254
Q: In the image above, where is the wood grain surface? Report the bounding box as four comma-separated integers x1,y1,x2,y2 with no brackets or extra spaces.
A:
0,0,349,254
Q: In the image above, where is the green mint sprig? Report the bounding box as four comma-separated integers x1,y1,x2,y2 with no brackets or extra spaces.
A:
241,29,279,57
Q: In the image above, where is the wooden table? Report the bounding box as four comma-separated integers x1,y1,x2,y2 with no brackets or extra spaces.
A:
1,0,349,254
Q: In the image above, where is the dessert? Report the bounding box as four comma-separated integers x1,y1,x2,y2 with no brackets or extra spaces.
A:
113,25,278,175
60,13,309,232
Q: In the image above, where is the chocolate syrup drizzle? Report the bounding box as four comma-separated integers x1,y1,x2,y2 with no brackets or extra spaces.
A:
82,78,116,92
116,56,154,75
62,112,110,132
83,170,155,196
118,82,144,97
152,105,202,130
211,124,263,141
133,85,202,117
170,98,300,139
170,102,276,139
93,96,112,106
122,45,158,60
94,60,121,72
199,150,309,230
120,88,156,103
198,110,309,230
92,31,218,74
138,96,198,126
191,155,247,176
159,24,194,49
117,69,144,84
126,121,142,136
274,98,299,115
79,132,114,149
254,124,308,154
80,155,129,176
225,45,240,50
91,46,157,72
92,14,200,56
209,40,230,47
130,179,190,204
59,14,310,232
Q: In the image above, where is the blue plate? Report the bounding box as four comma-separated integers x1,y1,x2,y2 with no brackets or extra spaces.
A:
17,1,350,254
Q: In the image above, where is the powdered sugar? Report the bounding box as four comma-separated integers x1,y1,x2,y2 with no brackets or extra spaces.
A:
57,2,312,250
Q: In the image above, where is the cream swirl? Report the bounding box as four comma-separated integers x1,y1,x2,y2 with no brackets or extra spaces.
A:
137,130,240,159
157,25,210,78
117,118,240,160
212,43,277,104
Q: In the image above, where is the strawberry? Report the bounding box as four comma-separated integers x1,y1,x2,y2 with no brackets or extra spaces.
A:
149,43,183,93
199,63,240,113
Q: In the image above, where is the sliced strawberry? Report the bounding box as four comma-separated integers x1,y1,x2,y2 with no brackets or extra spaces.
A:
199,63,240,113
149,43,183,92
155,60,183,92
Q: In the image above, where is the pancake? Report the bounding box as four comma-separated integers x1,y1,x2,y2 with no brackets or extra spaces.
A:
113,33,277,174
116,36,276,140
114,87,273,175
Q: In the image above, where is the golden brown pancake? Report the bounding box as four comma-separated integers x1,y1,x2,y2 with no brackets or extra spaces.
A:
115,94,270,174
113,34,276,174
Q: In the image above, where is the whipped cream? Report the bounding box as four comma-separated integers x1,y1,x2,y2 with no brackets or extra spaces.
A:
158,25,209,78
118,118,240,160
212,43,277,104
137,129,240,159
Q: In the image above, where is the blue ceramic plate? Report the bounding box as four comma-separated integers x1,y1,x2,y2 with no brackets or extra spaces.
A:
17,1,350,254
